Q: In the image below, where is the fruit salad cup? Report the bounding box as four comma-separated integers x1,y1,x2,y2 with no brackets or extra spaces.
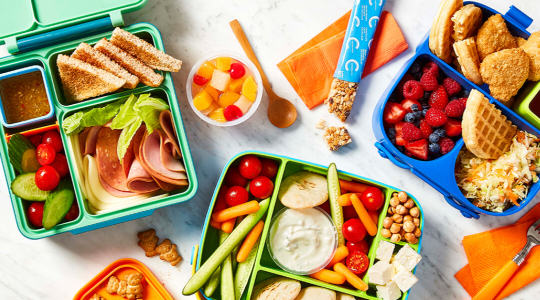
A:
187,51,263,126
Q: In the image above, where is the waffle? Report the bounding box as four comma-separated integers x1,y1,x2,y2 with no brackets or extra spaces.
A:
453,37,483,85
451,4,483,41
462,89,516,159
429,0,463,63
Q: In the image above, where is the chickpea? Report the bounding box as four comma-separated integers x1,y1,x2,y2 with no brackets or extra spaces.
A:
413,217,420,227
404,199,415,209
392,192,398,197
405,233,418,244
399,228,407,237
392,213,403,224
403,220,415,233
403,215,413,223
381,228,392,238
410,207,420,218
396,205,409,215
388,207,397,215
398,191,408,203
391,233,401,243
414,227,422,237
401,233,407,241
390,223,401,234
390,197,400,207
383,217,394,229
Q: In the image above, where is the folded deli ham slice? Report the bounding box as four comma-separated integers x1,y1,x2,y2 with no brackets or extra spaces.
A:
84,126,102,156
99,174,138,198
142,129,187,185
95,127,130,191
159,110,182,159
126,159,160,193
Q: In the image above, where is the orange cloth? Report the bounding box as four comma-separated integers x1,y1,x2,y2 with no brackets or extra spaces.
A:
455,203,540,299
277,11,408,109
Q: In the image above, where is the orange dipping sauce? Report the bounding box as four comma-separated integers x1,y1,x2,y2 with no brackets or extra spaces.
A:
0,71,50,124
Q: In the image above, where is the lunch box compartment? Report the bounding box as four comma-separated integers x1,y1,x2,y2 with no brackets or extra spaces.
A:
195,151,424,300
514,81,540,130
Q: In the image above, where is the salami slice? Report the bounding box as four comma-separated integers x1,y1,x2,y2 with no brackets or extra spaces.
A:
95,127,130,191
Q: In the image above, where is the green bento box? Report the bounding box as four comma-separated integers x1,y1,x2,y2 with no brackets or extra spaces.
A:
513,81,540,130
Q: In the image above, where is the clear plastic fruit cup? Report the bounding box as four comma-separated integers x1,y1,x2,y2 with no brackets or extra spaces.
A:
186,51,263,127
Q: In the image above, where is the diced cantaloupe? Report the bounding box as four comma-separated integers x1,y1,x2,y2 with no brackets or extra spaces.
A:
216,57,232,71
218,91,241,107
210,69,231,91
241,76,257,101
209,107,226,122
205,85,221,102
200,101,220,116
229,75,246,93
233,95,253,114
193,90,213,111
197,61,216,79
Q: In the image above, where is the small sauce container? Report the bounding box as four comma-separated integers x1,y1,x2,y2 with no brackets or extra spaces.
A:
0,66,54,128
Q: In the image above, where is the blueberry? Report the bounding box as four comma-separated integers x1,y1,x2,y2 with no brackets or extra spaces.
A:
413,111,422,119
421,102,430,110
410,62,421,73
423,108,429,117
412,71,422,80
461,90,470,98
423,91,431,100
413,120,421,127
429,143,440,153
450,96,458,101
434,128,446,137
388,93,398,102
387,127,396,138
410,104,419,112
429,133,440,143
404,113,416,123
396,145,405,152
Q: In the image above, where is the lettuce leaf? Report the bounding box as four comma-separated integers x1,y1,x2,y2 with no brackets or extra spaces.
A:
62,99,125,135
134,94,169,133
117,118,143,162
111,94,139,130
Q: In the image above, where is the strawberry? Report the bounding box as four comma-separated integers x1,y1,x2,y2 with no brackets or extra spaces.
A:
383,102,407,124
425,108,447,127
419,120,433,139
440,137,455,154
428,86,449,110
420,72,438,91
400,99,422,113
403,80,424,100
405,139,429,160
444,100,466,117
422,61,439,78
442,78,461,96
443,118,462,137
395,122,406,146
402,123,422,142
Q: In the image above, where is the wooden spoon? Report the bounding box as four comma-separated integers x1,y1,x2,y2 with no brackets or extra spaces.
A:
230,19,297,128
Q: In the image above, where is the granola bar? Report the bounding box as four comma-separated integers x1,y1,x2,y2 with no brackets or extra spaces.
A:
325,78,358,122
323,126,352,151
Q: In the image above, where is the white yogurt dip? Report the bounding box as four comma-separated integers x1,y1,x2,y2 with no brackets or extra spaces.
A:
268,207,337,274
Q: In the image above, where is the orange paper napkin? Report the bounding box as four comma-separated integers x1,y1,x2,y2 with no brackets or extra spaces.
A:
455,203,540,299
277,11,408,109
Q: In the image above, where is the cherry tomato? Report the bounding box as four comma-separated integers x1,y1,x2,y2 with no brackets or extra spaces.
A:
225,186,249,207
42,130,63,152
49,153,69,178
343,205,358,220
214,185,229,213
37,144,56,165
29,134,43,147
342,218,366,242
225,166,248,187
193,74,209,86
361,187,385,211
64,202,79,221
260,159,278,178
229,63,246,79
368,210,379,225
224,105,243,121
28,202,44,228
346,240,369,255
249,176,273,199
346,251,370,274
35,166,60,191
239,155,262,179
319,201,331,215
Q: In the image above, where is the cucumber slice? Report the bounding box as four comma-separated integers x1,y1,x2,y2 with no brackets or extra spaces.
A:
42,179,75,230
11,173,49,201
328,163,345,246
203,232,229,297
183,199,270,296
221,230,235,300
234,236,261,299
8,133,36,174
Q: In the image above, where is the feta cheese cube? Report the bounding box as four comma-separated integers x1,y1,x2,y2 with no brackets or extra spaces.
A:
392,268,418,292
209,69,231,91
391,260,407,277
368,261,393,285
394,244,422,271
376,241,395,263
376,281,402,300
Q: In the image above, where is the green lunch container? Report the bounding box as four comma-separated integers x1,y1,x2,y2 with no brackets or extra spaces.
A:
513,81,540,130
193,151,424,300
0,0,197,239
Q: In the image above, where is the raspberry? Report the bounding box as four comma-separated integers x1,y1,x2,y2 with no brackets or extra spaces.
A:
439,137,455,154
397,74,415,93
420,72,438,91
442,78,461,96
423,62,439,78
401,123,422,142
403,80,424,100
428,86,449,110
458,97,468,107
419,120,433,139
425,108,447,127
444,100,466,117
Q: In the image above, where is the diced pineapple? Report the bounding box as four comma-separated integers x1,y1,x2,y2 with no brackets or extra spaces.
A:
200,101,220,116
193,90,213,111
233,95,253,114
241,76,257,101
205,85,221,102
218,91,241,107
210,69,231,91
229,75,246,93
209,107,226,122
216,57,232,71
197,61,216,79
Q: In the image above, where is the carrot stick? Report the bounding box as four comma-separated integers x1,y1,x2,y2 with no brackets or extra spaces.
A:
334,262,368,291
221,218,236,233
212,201,260,223
339,180,370,193
310,269,346,285
327,245,349,268
210,219,222,230
350,194,378,236
337,193,362,206
237,220,264,263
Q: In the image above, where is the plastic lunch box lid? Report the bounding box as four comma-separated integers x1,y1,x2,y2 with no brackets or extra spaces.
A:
0,0,147,53
73,258,173,300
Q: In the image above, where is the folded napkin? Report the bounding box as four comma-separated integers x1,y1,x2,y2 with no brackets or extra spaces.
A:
455,203,540,299
277,11,408,109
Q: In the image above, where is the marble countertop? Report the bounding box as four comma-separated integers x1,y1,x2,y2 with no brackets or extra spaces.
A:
1,0,540,299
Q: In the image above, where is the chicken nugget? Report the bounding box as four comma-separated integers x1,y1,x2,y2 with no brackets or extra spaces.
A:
480,48,529,102
520,31,540,81
516,36,527,47
476,14,517,61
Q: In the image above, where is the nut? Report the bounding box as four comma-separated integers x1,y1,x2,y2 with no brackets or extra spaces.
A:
390,223,401,234
383,217,394,229
413,217,420,227
405,233,418,244
410,207,420,218
414,227,422,237
396,205,409,215
403,220,415,233
391,233,402,243
403,215,413,223
404,199,415,209
398,191,408,202
392,213,403,224
390,197,400,207
381,228,392,238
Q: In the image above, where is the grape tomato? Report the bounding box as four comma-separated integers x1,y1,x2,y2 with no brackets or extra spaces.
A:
42,130,63,152
49,153,69,178
35,166,60,191
260,159,278,178
346,251,370,275
64,202,79,221
225,166,248,187
346,240,369,255
361,187,384,211
342,218,366,242
249,176,273,199
229,63,246,79
225,186,249,207
28,202,44,228
239,155,262,179
37,144,56,165
29,134,43,147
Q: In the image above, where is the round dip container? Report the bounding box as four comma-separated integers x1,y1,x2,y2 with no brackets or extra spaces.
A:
267,207,338,275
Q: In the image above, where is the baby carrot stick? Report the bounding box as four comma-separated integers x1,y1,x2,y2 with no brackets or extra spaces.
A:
338,193,363,206
210,219,222,230
333,262,368,291
350,194,378,236
212,201,260,223
327,245,349,268
310,269,346,285
221,218,236,233
237,220,264,263
339,180,370,193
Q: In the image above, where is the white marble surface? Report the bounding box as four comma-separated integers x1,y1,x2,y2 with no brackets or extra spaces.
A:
1,0,540,299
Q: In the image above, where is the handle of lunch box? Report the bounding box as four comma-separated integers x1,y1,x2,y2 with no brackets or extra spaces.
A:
504,6,533,31
374,142,409,170
443,196,480,219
